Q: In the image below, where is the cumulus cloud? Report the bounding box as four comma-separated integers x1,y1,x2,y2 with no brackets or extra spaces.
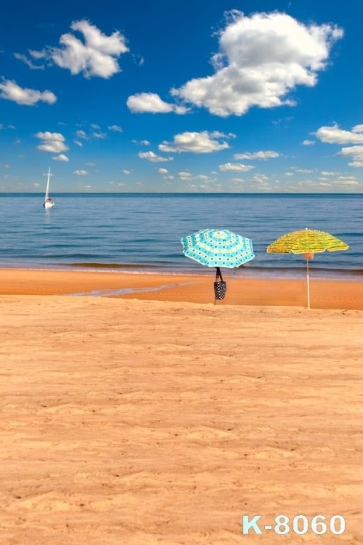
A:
159,131,233,153
127,92,188,114
34,20,129,78
0,79,56,106
219,162,255,172
172,11,343,117
35,131,68,153
338,146,363,167
233,150,279,160
315,124,363,167
52,154,69,161
158,168,168,174
315,124,363,144
74,170,88,175
178,171,192,179
138,151,173,162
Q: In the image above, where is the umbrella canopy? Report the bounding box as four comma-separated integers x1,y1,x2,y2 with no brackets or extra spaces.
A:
181,229,255,268
266,228,349,255
266,228,349,309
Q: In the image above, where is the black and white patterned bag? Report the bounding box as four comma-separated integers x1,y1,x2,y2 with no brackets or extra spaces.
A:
214,267,227,300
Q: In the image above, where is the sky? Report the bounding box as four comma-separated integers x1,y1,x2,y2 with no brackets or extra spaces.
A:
1,0,363,193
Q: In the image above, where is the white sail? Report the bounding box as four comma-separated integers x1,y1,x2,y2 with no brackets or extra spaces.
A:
43,167,55,209
45,168,51,200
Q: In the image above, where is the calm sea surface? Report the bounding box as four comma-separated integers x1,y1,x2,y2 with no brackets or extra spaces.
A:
0,193,362,280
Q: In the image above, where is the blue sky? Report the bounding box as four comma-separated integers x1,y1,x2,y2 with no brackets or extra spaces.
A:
1,0,362,193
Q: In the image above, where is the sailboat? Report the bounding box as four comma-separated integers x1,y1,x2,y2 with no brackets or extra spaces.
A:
43,167,55,209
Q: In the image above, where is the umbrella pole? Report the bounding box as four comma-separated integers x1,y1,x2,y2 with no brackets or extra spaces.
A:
306,258,310,310
214,267,219,305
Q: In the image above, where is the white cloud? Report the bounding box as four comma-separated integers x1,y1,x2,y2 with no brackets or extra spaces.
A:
123,169,131,175
75,130,88,139
337,176,358,182
14,53,44,70
252,174,269,183
127,92,188,114
159,131,233,153
315,124,363,167
132,139,151,146
138,151,173,162
36,131,68,153
0,79,56,106
178,171,192,179
93,131,107,139
172,11,343,117
29,49,46,60
178,171,215,183
219,162,254,172
74,170,88,175
47,20,129,78
233,150,279,160
108,124,123,132
158,168,168,174
302,139,315,145
338,180,358,185
315,124,363,144
52,154,69,162
338,146,363,167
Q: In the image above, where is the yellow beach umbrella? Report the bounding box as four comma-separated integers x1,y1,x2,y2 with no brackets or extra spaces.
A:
266,228,349,309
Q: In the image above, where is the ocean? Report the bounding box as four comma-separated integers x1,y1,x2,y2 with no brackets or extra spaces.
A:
0,193,362,280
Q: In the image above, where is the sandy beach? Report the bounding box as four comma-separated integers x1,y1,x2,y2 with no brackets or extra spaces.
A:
1,269,363,544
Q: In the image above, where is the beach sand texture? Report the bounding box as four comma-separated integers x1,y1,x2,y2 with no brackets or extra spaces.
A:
1,270,363,544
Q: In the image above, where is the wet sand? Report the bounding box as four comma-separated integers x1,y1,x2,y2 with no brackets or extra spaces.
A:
1,268,363,309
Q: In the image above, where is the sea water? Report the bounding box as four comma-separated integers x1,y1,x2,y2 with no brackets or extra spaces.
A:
0,193,362,280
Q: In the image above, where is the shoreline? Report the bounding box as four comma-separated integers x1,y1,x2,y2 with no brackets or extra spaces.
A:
1,267,363,309
0,261,362,282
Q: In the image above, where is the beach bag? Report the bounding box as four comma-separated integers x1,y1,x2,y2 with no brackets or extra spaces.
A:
214,267,227,300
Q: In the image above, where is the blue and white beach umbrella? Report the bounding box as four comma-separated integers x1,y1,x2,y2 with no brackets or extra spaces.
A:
181,229,255,268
